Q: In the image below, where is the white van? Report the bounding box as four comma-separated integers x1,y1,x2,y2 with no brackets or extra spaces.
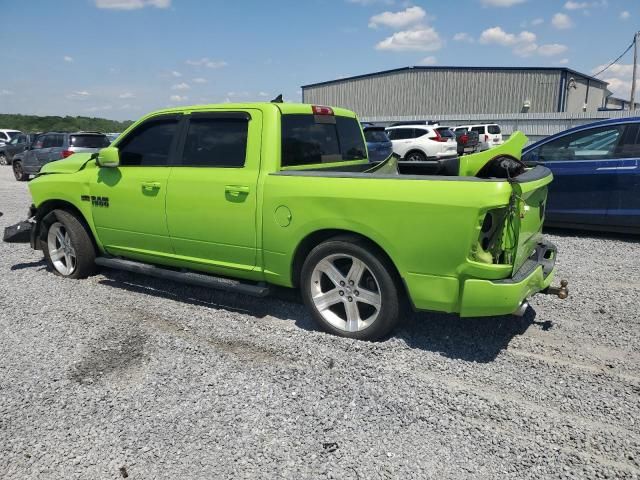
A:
454,124,503,151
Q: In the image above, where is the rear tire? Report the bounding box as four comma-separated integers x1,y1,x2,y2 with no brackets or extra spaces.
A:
301,236,401,341
405,150,426,162
41,210,96,279
13,161,28,181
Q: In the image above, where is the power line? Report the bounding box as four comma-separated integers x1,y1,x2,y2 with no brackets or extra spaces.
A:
592,39,635,78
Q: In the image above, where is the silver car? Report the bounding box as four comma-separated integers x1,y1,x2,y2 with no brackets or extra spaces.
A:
13,131,110,181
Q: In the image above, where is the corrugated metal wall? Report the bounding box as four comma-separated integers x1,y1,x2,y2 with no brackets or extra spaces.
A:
303,68,609,116
565,77,606,112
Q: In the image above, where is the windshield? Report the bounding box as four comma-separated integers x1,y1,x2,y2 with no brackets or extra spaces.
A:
364,129,389,143
70,134,110,148
281,114,366,166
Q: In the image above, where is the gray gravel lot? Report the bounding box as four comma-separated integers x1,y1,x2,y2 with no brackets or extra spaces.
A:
1,166,639,479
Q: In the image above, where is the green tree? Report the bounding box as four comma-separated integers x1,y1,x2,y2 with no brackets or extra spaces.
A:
0,114,134,133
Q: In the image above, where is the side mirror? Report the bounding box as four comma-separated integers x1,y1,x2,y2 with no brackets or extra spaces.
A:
96,147,120,168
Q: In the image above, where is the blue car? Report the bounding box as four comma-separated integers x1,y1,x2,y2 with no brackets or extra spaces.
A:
362,124,393,163
522,117,640,233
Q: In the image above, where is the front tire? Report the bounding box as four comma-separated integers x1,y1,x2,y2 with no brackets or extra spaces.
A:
41,210,96,279
13,161,28,181
301,236,401,341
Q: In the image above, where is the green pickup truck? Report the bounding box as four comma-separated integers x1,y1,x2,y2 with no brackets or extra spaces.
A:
5,102,567,340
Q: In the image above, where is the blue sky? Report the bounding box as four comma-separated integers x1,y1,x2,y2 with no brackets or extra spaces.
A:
0,0,637,120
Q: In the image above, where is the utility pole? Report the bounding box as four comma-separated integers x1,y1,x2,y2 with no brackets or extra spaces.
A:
631,31,639,110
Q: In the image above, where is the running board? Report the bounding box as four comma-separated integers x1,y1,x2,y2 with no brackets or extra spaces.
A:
95,257,270,297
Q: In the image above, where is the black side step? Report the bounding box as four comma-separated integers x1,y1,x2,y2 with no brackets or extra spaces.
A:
95,257,270,297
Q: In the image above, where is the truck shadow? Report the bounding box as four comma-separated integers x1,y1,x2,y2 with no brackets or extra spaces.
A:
397,308,550,363
97,270,317,332
10,259,48,271
97,269,545,363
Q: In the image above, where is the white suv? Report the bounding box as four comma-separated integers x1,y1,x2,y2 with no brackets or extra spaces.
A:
0,129,21,145
454,124,503,151
385,125,457,161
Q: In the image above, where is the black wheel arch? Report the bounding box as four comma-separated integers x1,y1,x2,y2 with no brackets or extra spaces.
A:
32,200,97,252
291,229,405,295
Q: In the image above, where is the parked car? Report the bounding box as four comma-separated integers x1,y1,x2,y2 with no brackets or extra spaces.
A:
522,117,640,233
446,126,480,156
362,123,393,163
455,124,503,151
3,102,566,341
0,129,21,145
12,131,110,181
385,124,457,161
106,132,121,143
0,133,40,165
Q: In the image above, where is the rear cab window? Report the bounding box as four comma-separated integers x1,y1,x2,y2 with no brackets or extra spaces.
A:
488,125,501,135
281,114,366,167
70,134,110,148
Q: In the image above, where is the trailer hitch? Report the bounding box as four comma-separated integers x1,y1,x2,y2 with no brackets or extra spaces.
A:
543,279,569,299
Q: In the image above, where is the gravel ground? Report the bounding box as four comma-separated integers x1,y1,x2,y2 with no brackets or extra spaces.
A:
1,166,639,480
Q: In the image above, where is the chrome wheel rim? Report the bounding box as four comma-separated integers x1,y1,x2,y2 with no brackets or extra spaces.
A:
310,254,382,332
0,154,7,165
13,162,22,178
47,222,77,276
407,153,423,162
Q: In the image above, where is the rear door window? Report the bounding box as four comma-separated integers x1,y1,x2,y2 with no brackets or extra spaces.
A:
471,126,484,135
487,125,501,134
281,114,366,166
181,116,248,167
387,129,410,140
70,134,110,148
42,135,56,148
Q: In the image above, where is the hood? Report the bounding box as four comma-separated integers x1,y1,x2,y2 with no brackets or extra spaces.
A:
39,153,96,175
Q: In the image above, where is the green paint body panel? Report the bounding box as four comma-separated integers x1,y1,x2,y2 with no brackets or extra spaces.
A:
29,102,556,317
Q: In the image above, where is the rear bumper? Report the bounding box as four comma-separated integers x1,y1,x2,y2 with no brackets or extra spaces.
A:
458,241,557,317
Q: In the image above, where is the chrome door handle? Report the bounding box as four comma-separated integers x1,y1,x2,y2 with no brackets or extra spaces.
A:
225,185,250,194
596,166,637,171
141,181,161,190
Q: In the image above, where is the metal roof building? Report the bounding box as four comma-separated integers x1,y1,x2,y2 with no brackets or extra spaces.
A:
301,66,610,118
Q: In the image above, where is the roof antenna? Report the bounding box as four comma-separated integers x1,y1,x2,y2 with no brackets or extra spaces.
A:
271,94,283,103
